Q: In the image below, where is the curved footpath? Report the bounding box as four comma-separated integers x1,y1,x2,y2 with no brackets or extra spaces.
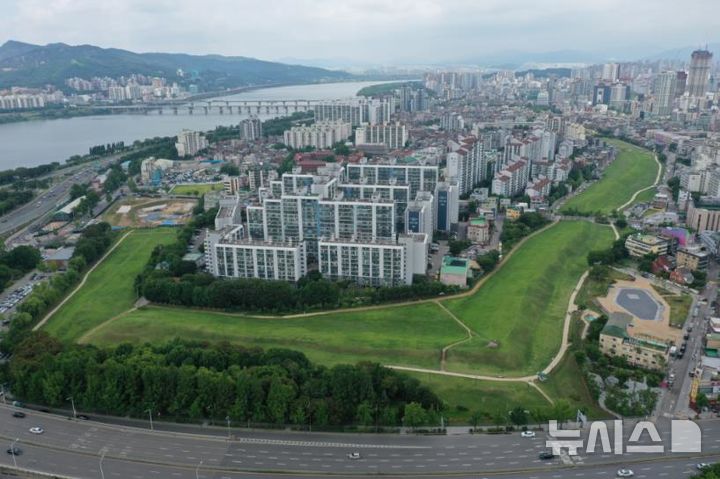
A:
616,153,662,211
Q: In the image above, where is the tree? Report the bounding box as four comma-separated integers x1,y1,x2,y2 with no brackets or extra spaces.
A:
220,163,240,176
356,401,374,427
2,245,41,271
509,407,528,426
403,402,427,430
552,400,573,427
470,410,484,429
696,392,710,410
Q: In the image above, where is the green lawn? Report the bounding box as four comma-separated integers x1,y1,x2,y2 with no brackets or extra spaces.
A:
402,372,549,425
442,221,615,376
171,183,223,195
43,229,177,342
561,139,658,215
657,289,693,328
82,302,466,369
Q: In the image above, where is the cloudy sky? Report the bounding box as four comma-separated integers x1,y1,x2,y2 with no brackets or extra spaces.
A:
1,0,719,65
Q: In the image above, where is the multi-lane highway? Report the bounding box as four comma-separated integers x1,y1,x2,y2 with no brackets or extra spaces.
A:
1,404,720,478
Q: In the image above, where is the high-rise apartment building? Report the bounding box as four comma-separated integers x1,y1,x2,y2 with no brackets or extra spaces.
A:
283,121,351,149
175,130,208,157
354,122,408,149
687,49,713,98
239,117,263,141
652,72,677,116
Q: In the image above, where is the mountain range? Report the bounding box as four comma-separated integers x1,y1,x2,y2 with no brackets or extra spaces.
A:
0,40,351,91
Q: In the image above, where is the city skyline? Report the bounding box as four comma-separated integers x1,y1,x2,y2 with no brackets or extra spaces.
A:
2,0,720,67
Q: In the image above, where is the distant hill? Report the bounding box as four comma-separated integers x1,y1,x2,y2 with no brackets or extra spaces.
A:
0,40,352,91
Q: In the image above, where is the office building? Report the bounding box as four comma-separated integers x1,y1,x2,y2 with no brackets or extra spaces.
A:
435,182,459,232
404,191,434,237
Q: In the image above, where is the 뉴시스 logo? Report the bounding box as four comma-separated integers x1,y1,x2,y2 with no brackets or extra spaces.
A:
546,420,702,455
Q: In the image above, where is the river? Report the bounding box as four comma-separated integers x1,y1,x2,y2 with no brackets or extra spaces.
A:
0,81,395,170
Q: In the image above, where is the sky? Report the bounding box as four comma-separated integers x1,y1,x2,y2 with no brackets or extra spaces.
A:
1,0,720,66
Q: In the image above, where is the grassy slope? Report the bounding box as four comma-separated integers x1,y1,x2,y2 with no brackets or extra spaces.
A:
403,371,550,424
560,139,658,214
83,303,466,369
442,221,614,376
43,228,177,342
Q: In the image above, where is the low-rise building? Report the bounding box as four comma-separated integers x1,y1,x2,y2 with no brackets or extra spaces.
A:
467,216,490,244
599,312,670,371
676,246,709,272
624,234,670,257
439,256,472,287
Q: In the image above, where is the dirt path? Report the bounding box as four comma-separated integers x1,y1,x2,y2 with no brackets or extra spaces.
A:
33,230,134,331
434,301,474,371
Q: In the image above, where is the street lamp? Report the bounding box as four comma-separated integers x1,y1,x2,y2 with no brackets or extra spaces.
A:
99,450,106,479
67,396,76,419
195,459,203,479
0,384,6,405
225,416,231,439
146,409,153,430
10,438,18,468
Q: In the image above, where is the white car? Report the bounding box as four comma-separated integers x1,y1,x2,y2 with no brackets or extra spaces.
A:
347,452,361,460
29,427,44,434
697,463,711,470
616,469,634,478
520,431,536,438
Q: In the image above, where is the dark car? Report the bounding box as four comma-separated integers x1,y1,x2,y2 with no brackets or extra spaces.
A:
539,451,555,460
6,447,22,456
77,414,90,420
12,412,25,418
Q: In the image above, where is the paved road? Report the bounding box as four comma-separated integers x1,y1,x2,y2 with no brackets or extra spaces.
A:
4,405,720,478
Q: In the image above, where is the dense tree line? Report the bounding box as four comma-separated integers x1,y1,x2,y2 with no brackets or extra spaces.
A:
0,163,59,187
0,245,42,293
102,165,127,195
0,189,34,216
6,336,441,427
0,223,116,354
262,111,314,137
500,212,550,250
89,142,126,156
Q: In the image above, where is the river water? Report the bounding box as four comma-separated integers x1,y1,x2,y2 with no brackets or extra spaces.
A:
0,81,392,170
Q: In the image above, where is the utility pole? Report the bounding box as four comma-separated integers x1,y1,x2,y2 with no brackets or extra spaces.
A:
10,438,18,468
99,450,106,479
67,396,76,419
146,409,153,430
195,459,203,479
225,416,231,439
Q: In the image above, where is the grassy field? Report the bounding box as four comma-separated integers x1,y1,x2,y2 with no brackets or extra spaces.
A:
82,303,466,369
402,372,549,424
442,221,615,376
170,183,223,195
560,139,658,215
43,228,177,342
657,289,693,328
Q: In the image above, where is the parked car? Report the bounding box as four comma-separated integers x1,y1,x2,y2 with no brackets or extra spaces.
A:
6,447,21,456
12,412,25,418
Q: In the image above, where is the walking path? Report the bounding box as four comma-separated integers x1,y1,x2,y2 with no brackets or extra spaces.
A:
616,153,662,211
33,230,134,331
